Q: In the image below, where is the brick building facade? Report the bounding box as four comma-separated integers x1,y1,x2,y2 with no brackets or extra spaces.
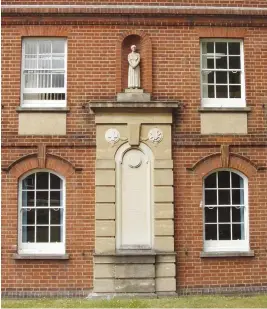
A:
1,1,267,297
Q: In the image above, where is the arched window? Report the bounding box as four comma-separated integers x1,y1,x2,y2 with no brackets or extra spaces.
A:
18,170,65,255
203,170,249,252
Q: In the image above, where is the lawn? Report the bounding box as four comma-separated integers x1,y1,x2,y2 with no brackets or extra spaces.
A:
2,294,267,308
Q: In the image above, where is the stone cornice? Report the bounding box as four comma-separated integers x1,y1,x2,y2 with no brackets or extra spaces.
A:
2,4,267,18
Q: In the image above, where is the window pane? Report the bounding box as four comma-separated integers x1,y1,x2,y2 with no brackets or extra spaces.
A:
22,191,34,207
231,173,244,188
52,58,64,69
216,71,227,84
50,209,62,225
25,73,38,88
36,209,49,224
218,171,230,188
229,43,240,55
229,71,241,84
232,207,244,222
50,226,61,242
22,209,35,225
38,56,51,69
205,173,217,188
205,190,217,205
215,42,227,54
218,190,230,205
232,189,244,205
216,56,227,69
202,85,215,98
233,224,244,240
205,224,217,240
36,172,49,189
36,226,49,242
202,56,214,69
52,41,65,54
229,86,241,98
50,191,61,207
22,174,35,190
36,191,49,207
25,56,37,69
219,224,231,240
218,207,230,222
50,174,61,189
52,74,64,88
216,85,228,98
39,41,51,54
229,56,241,69
38,73,51,88
23,226,35,243
25,41,37,54
205,207,217,223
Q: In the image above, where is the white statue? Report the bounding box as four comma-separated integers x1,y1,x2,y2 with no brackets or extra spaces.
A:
128,45,140,88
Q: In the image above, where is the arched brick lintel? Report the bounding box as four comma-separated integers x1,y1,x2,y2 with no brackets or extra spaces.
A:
116,30,152,93
191,152,258,179
7,153,76,179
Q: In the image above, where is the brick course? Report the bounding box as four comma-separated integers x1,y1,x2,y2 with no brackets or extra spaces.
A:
1,1,267,295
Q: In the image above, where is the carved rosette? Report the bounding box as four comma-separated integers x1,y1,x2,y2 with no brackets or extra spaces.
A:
105,128,120,145
148,128,163,144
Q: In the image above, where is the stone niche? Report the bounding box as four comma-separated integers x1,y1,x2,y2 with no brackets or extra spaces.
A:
116,33,152,98
90,103,178,297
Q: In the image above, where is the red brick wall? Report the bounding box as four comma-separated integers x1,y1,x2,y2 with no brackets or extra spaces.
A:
1,8,267,294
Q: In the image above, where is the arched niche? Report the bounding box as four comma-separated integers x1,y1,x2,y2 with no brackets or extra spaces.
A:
117,32,152,93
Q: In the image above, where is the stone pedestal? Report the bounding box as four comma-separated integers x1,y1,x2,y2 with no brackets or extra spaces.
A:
117,88,151,102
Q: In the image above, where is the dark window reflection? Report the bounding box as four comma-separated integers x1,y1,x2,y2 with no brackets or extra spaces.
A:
205,207,217,223
219,207,230,222
205,190,217,205
36,172,49,189
218,171,230,188
218,190,230,205
219,224,231,240
205,224,217,240
205,173,217,188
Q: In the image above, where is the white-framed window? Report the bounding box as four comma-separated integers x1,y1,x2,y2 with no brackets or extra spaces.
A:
203,170,249,252
21,38,67,108
18,170,65,255
201,39,245,108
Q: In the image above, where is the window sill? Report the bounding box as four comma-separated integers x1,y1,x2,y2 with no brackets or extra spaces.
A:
198,107,251,113
16,107,70,113
13,253,69,260
200,250,254,258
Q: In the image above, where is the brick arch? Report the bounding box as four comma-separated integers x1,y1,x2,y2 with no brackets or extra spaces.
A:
8,153,76,179
192,152,258,179
20,26,70,37
116,31,152,93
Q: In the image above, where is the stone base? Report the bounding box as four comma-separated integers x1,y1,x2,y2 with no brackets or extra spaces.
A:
87,292,157,299
93,252,176,295
117,91,151,102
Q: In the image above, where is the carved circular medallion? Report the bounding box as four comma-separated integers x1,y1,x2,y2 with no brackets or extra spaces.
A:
105,128,120,144
148,128,163,144
128,153,142,168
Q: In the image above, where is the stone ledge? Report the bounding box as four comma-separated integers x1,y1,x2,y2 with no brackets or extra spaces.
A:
200,250,255,258
89,101,180,112
16,107,70,113
198,107,251,113
13,253,70,260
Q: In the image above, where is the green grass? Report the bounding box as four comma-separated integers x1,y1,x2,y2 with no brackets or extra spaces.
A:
2,294,267,308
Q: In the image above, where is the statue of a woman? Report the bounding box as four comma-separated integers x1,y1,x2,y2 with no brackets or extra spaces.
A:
128,45,140,88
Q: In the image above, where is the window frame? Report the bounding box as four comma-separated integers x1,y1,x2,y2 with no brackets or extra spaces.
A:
200,39,246,108
18,169,66,255
21,38,67,108
203,169,249,252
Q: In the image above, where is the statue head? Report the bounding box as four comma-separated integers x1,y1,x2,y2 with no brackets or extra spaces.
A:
131,45,137,52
